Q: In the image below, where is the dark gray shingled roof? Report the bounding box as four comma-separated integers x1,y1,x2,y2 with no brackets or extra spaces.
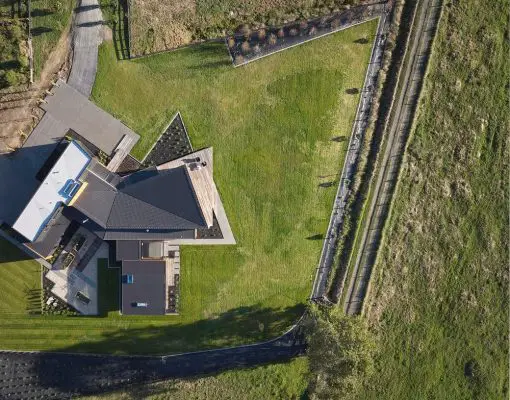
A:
75,164,206,232
72,171,117,228
116,240,140,261
25,208,73,257
121,260,167,315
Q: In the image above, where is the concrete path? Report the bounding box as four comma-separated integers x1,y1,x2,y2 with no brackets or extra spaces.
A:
68,0,104,97
310,5,392,301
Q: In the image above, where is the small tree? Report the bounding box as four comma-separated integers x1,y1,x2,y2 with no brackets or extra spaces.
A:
241,41,250,54
227,37,235,48
305,305,375,400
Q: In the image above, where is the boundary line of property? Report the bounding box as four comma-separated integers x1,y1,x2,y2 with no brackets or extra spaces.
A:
233,16,381,68
310,9,389,301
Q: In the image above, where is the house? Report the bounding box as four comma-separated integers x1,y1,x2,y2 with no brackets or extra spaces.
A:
2,81,235,315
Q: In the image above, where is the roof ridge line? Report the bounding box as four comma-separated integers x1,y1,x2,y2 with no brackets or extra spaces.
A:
111,191,203,228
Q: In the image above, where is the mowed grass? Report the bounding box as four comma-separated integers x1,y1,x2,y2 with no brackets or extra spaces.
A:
0,240,41,314
79,357,309,399
31,0,73,77
0,20,376,354
361,1,509,399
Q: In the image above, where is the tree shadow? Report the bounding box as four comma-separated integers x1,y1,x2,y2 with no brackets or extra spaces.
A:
354,37,369,44
306,234,323,241
331,136,347,142
31,9,53,18
31,26,53,37
24,288,42,315
345,87,360,95
74,4,100,13
318,181,335,188
0,304,307,398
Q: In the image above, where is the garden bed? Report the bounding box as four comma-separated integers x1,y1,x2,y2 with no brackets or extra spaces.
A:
42,273,79,316
227,4,380,66
141,112,192,167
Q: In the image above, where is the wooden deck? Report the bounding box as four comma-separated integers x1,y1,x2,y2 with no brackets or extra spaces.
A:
157,148,216,227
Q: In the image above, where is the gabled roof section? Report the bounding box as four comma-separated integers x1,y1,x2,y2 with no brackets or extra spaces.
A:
117,166,206,228
157,148,216,227
72,171,117,228
72,163,207,232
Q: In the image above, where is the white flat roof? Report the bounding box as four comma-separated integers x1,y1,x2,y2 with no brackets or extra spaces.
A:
13,141,91,241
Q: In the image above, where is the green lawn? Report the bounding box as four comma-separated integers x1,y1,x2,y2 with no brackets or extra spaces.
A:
31,0,73,77
0,239,41,314
0,20,376,354
79,358,308,399
361,0,509,398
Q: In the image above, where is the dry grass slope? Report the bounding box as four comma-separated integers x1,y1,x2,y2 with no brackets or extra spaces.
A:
129,0,359,55
362,0,509,398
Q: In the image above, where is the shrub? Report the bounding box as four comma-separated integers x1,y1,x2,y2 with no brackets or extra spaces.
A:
308,26,317,36
241,41,250,54
331,19,340,29
299,20,308,30
268,33,277,45
227,37,235,48
257,29,266,40
289,28,298,36
4,70,24,87
253,44,261,54
277,28,285,38
234,54,244,64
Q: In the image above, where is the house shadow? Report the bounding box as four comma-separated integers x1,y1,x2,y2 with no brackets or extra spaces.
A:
9,303,307,398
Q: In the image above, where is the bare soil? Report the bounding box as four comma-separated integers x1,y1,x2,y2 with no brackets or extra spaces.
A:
0,21,72,153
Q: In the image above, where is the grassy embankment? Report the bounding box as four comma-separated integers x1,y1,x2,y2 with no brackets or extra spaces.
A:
79,358,308,399
129,0,365,55
30,0,74,77
361,0,509,398
0,20,377,354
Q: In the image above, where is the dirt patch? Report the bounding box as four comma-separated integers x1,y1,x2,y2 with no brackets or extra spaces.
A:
0,19,72,153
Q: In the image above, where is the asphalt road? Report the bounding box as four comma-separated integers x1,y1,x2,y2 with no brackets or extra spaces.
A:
343,0,443,315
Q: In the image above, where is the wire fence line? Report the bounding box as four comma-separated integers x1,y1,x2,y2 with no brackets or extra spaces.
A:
310,5,392,303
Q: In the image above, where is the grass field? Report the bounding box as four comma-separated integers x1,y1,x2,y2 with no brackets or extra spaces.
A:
360,0,509,398
0,20,377,354
31,0,73,77
79,357,308,399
